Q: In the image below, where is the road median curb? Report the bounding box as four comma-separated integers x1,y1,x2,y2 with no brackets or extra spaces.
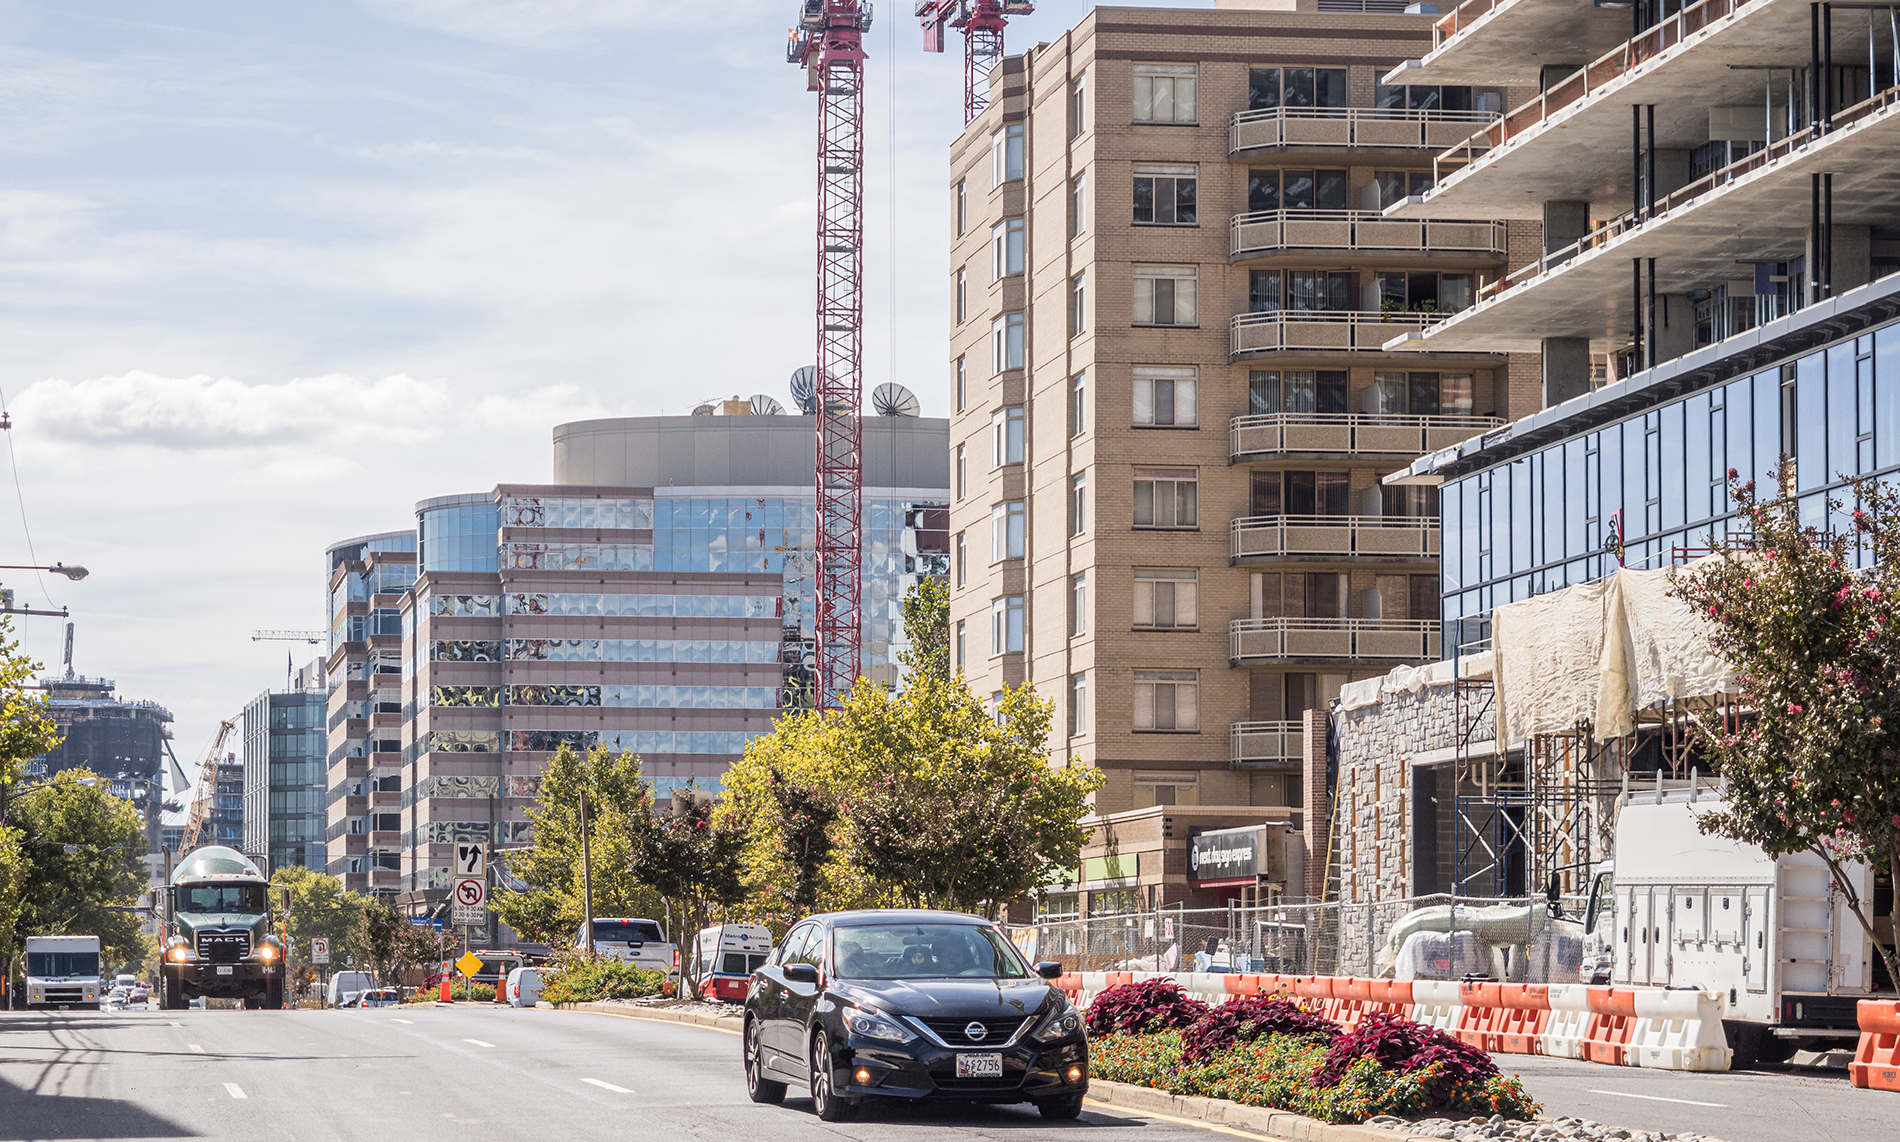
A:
555,1001,744,1033
1087,1078,1440,1142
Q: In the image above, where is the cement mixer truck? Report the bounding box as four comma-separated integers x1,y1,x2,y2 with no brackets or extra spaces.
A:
158,846,286,1010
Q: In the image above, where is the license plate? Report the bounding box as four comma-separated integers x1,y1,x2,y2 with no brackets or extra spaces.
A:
955,1053,1003,1079
216,966,234,976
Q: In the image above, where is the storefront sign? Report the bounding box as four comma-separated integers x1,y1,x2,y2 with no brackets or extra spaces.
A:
1188,826,1262,884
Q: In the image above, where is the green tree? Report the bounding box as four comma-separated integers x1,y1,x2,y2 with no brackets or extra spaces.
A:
899,576,950,683
0,619,65,982
629,793,748,989
491,743,662,949
272,864,368,980
1673,464,1900,987
13,768,152,969
767,767,838,917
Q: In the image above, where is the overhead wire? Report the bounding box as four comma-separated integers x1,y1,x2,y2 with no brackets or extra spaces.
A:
0,384,53,607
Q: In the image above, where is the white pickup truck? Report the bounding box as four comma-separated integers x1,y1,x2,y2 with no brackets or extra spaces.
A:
1580,783,1895,1065
575,917,681,992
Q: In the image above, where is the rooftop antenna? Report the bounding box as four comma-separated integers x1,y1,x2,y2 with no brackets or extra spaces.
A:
62,621,73,680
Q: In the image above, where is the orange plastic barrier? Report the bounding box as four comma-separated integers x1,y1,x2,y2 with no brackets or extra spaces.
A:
1454,982,1504,1050
1850,999,1900,1092
1057,973,1083,1003
1224,974,1262,997
1579,986,1639,1067
1292,974,1337,1020
1106,971,1134,988
1494,984,1551,1055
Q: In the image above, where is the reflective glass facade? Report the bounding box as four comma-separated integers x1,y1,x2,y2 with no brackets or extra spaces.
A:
419,495,500,574
243,686,327,873
1440,316,1900,646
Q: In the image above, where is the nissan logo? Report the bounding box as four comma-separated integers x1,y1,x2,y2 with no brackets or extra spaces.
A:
963,1021,988,1041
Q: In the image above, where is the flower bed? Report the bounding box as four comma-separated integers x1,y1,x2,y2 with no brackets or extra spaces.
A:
1085,982,1540,1125
539,960,667,1004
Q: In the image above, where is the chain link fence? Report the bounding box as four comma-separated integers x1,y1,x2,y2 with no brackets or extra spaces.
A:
1007,893,1590,981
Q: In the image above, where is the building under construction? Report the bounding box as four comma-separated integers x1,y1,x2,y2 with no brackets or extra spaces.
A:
30,675,175,854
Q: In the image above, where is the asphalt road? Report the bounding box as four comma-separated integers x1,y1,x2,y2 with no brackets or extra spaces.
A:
0,1004,1889,1142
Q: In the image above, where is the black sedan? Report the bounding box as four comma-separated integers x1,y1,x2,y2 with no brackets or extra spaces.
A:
742,909,1088,1121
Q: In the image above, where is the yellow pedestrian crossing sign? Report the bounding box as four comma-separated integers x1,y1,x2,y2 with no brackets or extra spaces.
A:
456,951,484,978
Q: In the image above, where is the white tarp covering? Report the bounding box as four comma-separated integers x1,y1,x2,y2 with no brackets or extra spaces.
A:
1337,651,1495,712
1493,562,1737,746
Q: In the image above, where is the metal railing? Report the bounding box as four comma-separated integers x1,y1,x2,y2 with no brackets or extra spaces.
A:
1434,0,1758,181
1230,309,1449,356
1432,0,1502,46
1230,720,1305,766
1229,411,1502,460
1230,210,1507,259
1231,514,1439,561
1230,617,1440,663
1229,105,1498,155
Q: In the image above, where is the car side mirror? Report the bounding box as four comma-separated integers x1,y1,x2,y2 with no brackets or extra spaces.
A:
783,963,819,984
1035,961,1063,980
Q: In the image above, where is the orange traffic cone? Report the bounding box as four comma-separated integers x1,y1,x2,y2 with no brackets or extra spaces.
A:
439,961,453,1003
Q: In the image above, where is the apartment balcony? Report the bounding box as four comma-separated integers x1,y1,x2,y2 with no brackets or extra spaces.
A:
1229,412,1503,462
1230,720,1306,768
1231,515,1439,564
1393,0,1631,86
1231,309,1451,358
1229,617,1441,665
1228,106,1498,157
1230,211,1507,263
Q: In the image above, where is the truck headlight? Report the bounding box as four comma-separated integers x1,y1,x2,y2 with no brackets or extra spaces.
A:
166,947,190,963
259,946,277,961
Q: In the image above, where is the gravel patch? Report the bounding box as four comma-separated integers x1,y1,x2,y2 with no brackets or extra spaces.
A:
596,995,743,1018
1365,1114,1725,1142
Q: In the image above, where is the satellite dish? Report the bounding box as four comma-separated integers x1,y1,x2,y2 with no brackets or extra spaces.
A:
789,366,819,414
872,382,921,417
690,403,715,416
750,394,786,416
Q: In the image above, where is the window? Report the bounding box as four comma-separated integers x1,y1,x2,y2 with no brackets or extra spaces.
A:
1133,366,1198,426
1286,269,1354,312
1134,773,1198,806
1373,170,1435,210
1368,372,1476,416
955,179,967,235
1133,62,1196,123
955,531,967,586
1070,471,1088,534
955,444,967,498
991,123,1023,185
1070,374,1087,436
992,313,1024,371
1133,468,1198,528
1248,66,1348,111
991,595,1024,654
1379,483,1440,519
1249,269,1281,313
1069,672,1088,735
1247,168,1346,213
1070,572,1087,635
1256,571,1347,618
1253,470,1350,517
1133,569,1199,629
991,407,1024,467
1374,573,1441,621
955,356,966,411
1070,72,1087,136
1373,82,1473,112
1133,265,1197,326
991,501,1025,559
955,266,967,323
1133,672,1199,732
1070,272,1087,336
1132,165,1197,225
1250,369,1349,415
992,218,1024,279
1070,172,1086,236
955,620,966,671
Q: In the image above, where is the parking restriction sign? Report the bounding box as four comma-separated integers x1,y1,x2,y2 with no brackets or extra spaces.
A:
311,937,330,965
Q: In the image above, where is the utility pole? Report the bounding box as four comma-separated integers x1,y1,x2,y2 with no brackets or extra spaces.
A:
580,785,596,963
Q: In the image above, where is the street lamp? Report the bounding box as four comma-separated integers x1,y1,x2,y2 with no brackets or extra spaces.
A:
0,562,89,618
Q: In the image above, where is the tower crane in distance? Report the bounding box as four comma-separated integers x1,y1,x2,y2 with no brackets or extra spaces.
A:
916,0,1034,124
179,717,238,853
788,0,871,708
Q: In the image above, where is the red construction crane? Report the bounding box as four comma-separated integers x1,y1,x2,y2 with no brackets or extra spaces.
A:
917,0,1034,124
788,1,871,708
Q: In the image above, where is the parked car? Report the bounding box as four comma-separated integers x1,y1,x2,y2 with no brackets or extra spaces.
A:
574,918,680,992
327,971,376,1009
101,987,129,1011
357,989,401,1008
505,967,545,1007
742,909,1086,1122
690,923,773,1003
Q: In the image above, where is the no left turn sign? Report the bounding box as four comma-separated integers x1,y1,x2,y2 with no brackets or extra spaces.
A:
453,878,486,908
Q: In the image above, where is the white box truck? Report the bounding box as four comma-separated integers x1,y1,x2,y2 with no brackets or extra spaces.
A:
24,935,102,1010
1580,782,1895,1065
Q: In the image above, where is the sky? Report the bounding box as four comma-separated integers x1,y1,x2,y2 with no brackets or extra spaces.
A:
0,0,1199,791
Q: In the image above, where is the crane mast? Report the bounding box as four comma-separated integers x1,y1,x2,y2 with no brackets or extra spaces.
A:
916,0,1034,124
789,0,870,708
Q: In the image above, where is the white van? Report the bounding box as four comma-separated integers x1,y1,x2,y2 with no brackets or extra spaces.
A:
327,971,376,1009
689,923,773,1003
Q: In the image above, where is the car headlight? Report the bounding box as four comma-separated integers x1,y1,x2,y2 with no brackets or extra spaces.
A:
842,1006,915,1044
1031,1007,1084,1043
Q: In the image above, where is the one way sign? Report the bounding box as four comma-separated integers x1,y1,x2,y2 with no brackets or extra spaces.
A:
455,843,485,879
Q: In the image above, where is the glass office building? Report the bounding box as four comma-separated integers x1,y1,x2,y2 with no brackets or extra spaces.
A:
242,670,328,874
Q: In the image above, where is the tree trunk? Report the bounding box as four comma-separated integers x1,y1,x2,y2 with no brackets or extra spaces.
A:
1813,845,1900,991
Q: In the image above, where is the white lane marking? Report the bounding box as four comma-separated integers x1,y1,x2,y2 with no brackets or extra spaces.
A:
463,1039,495,1048
188,1045,205,1054
392,1018,414,1024
224,1083,247,1100
1587,1089,1729,1108
581,1078,633,1093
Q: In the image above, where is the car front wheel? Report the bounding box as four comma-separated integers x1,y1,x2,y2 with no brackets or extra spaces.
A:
809,1031,857,1122
1037,1092,1085,1119
744,1017,785,1105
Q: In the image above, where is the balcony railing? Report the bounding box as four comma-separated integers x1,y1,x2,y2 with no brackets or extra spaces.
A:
1230,412,1502,461
1231,514,1439,562
1434,0,1755,181
1432,0,1502,46
1231,309,1450,357
1231,720,1306,766
1230,106,1498,155
1231,210,1507,260
1230,617,1441,663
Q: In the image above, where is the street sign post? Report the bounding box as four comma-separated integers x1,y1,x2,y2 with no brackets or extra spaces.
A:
455,950,484,978
311,937,330,965
452,877,486,927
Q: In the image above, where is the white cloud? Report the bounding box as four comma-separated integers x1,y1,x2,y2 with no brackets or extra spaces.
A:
356,0,781,46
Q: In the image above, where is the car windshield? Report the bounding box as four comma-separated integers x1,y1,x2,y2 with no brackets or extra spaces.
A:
27,952,100,978
179,885,266,913
832,923,1031,981
590,920,663,943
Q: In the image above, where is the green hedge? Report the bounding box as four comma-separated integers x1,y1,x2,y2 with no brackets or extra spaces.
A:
541,961,667,1004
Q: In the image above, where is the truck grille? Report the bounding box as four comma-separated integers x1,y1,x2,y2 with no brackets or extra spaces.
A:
196,929,252,963
41,987,84,1003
